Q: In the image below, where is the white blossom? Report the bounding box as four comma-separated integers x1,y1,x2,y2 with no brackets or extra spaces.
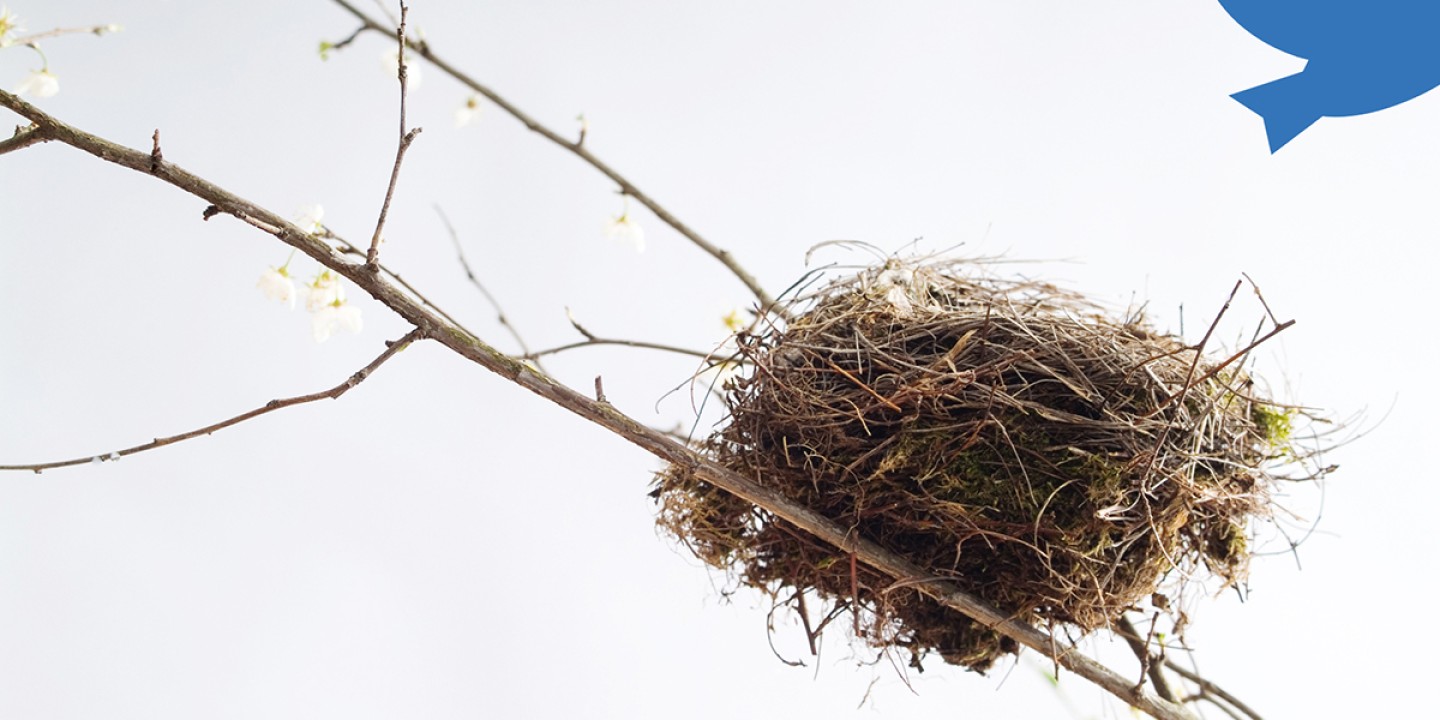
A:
304,270,362,342
14,69,58,98
604,203,644,252
0,7,21,47
304,270,344,312
294,204,325,235
311,303,363,342
454,95,481,127
257,265,297,309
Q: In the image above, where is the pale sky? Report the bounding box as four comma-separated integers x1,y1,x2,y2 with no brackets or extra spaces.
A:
3,2,1434,718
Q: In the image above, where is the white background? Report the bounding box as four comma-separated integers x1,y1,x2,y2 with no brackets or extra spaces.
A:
2,1,1431,718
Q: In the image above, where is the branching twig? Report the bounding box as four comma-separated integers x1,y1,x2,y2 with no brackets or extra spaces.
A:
1117,615,1180,704
524,338,714,362
0,329,423,473
1165,660,1265,720
0,89,1195,720
366,0,422,268
434,204,536,360
521,310,714,361
326,0,780,316
11,24,120,45
0,124,50,155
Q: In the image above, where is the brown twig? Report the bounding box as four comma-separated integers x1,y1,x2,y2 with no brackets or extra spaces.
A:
0,89,1194,720
0,330,423,473
527,338,714,362
434,204,537,360
149,129,163,173
1164,659,1265,720
11,24,120,44
0,124,52,155
1117,615,1180,704
327,234,482,343
366,1,422,268
326,0,781,316
527,310,715,361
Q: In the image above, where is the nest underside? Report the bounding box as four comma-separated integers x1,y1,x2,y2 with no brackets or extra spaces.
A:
657,263,1290,672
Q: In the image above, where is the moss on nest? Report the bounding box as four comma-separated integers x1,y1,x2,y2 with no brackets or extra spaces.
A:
656,259,1316,672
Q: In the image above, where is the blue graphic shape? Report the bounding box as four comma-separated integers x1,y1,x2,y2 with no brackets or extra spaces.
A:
1219,1,1440,152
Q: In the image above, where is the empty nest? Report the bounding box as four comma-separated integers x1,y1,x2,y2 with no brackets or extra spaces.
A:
655,259,1313,672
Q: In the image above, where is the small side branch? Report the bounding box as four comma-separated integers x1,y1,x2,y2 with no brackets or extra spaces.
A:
526,309,719,362
1165,660,1265,720
435,205,536,360
366,0,422,268
11,24,121,45
1117,615,1180,704
0,124,53,155
0,330,424,473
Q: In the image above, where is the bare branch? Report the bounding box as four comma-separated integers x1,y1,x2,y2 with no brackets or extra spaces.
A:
329,234,483,343
0,329,424,473
0,89,1193,720
0,123,51,155
11,24,121,45
326,0,781,315
366,1,422,268
1165,660,1265,720
434,204,536,360
1116,615,1181,704
523,310,716,361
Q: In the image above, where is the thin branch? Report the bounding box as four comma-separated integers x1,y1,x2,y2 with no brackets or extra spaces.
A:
0,123,52,155
1116,615,1180,704
524,338,714,362
0,89,1194,720
522,310,714,361
1165,660,1265,720
326,25,366,52
326,234,482,342
11,24,121,45
366,0,421,268
434,204,536,360
0,329,423,473
326,0,781,316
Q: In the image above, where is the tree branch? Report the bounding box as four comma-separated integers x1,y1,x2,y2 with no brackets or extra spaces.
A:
1116,614,1181,704
0,89,1193,720
366,0,421,267
0,123,52,155
326,0,781,315
434,204,537,361
1165,660,1265,720
0,329,423,473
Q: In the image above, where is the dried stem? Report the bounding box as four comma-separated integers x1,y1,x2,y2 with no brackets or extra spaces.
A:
522,311,715,361
0,329,423,472
11,25,120,44
0,124,52,155
366,0,421,267
1117,615,1180,704
434,204,536,361
327,0,781,316
1164,660,1265,720
0,89,1194,720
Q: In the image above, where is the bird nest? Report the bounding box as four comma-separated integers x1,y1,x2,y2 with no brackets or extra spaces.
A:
655,260,1316,672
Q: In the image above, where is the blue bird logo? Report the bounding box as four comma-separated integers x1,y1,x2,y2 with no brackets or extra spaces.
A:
1219,0,1440,152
